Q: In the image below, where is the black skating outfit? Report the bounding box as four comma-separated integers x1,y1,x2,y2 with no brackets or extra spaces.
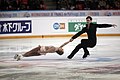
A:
67,23,113,59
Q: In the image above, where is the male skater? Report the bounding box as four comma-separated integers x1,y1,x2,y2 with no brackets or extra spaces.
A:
67,16,116,59
14,40,70,61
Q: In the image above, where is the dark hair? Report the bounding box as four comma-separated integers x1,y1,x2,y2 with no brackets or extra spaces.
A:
56,50,64,55
86,16,92,20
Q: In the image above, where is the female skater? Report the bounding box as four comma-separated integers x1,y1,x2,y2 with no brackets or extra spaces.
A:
14,40,70,61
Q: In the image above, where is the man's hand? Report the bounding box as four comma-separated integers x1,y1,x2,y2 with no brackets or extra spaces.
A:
112,24,117,28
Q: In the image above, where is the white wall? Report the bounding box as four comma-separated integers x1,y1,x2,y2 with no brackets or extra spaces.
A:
0,16,120,37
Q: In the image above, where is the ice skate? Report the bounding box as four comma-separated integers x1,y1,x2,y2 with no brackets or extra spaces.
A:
82,52,90,59
67,54,74,59
14,54,22,61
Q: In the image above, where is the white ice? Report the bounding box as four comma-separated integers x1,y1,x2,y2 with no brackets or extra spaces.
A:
0,36,120,80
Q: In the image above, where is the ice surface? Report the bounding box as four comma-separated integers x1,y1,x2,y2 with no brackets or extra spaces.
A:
0,37,120,80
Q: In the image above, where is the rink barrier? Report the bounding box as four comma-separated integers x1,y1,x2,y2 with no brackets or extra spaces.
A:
0,16,119,38
0,34,120,39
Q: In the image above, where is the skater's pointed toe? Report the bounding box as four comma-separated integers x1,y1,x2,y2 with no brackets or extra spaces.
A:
14,54,22,61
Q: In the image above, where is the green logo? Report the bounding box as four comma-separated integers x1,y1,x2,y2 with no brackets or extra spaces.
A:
68,22,86,32
68,22,96,32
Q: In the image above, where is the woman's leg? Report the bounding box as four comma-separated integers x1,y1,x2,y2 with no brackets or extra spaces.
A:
23,46,41,57
14,46,41,61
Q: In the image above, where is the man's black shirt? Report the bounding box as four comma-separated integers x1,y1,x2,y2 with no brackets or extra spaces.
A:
72,23,113,43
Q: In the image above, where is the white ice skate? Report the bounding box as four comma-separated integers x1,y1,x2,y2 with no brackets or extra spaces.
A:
14,54,22,61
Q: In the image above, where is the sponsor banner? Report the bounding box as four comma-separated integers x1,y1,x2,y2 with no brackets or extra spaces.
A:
30,10,120,17
0,12,18,18
68,22,86,32
53,23,65,30
52,22,66,33
0,10,120,18
0,20,32,34
68,22,96,32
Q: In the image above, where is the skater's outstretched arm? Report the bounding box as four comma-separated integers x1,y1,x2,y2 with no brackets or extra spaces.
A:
59,40,71,48
97,24,117,28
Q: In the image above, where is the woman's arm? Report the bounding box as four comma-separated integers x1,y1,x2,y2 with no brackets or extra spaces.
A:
59,40,71,48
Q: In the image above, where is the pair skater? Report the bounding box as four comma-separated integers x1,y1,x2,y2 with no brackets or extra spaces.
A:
14,40,70,61
67,16,117,59
14,16,117,61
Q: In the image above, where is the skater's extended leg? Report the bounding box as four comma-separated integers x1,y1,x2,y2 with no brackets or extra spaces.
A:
23,46,41,57
67,44,82,59
14,46,41,61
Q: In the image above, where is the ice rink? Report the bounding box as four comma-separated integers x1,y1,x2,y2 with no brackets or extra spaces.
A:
0,36,120,80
